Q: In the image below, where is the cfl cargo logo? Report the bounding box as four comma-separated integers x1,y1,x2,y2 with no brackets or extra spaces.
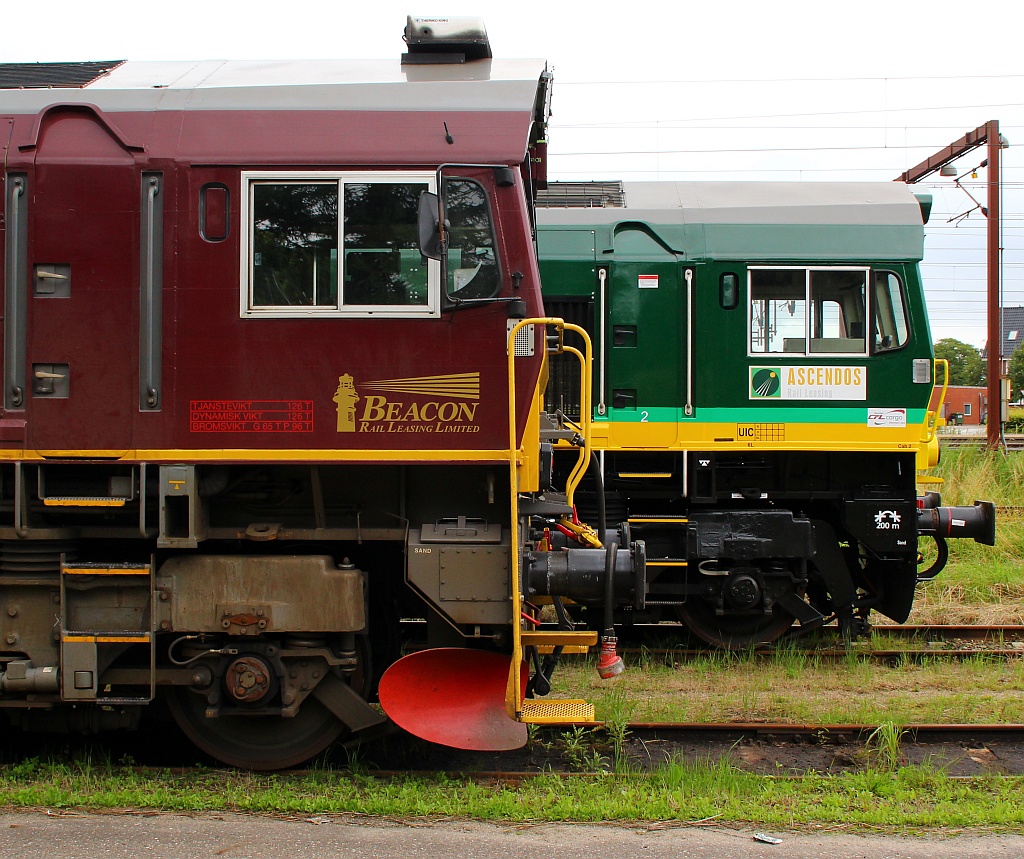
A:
750,368,781,398
333,372,480,434
867,408,907,428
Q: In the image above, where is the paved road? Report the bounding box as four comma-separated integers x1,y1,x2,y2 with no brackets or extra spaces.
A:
2,811,1023,859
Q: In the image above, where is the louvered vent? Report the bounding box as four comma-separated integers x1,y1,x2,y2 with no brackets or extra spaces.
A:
0,61,124,89
536,181,625,209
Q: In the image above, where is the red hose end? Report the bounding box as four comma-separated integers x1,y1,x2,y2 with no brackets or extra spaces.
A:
596,634,624,679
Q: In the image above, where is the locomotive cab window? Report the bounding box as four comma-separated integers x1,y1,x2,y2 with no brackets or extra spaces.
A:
873,270,910,352
444,178,500,301
749,267,868,356
241,172,438,318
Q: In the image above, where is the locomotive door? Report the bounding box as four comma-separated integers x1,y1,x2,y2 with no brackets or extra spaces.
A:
23,108,139,454
603,227,684,445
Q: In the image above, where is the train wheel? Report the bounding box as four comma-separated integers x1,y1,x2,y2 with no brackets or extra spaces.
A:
166,684,346,770
165,636,370,770
677,600,796,650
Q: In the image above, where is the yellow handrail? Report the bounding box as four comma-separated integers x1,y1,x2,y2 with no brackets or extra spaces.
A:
504,317,594,719
922,358,950,444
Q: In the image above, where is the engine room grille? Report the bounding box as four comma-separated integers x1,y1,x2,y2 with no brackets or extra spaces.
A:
536,181,625,209
543,298,594,418
0,61,124,89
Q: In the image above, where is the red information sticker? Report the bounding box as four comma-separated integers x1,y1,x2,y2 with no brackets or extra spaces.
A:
190,400,314,432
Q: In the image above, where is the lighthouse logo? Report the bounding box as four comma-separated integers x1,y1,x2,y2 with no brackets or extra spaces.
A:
333,374,360,432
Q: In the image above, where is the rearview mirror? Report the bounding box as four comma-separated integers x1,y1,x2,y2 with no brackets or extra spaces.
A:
417,191,447,261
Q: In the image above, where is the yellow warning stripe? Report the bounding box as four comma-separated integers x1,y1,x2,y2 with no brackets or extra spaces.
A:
0,447,517,463
62,634,151,644
63,567,150,576
617,472,674,478
43,498,126,507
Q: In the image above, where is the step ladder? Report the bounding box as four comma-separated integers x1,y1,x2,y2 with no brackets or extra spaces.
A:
508,316,600,727
60,559,156,704
517,629,600,724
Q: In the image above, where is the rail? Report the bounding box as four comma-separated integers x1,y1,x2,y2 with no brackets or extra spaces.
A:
940,433,1024,452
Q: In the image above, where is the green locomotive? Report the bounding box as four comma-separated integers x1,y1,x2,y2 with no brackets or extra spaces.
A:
535,180,994,647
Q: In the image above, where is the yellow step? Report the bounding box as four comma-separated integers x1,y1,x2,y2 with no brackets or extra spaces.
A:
520,699,597,724
63,564,151,576
617,472,674,479
62,633,152,644
44,497,126,507
521,630,598,647
536,645,590,655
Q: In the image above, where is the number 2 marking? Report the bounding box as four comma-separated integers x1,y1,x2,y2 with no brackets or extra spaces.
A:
640,410,649,422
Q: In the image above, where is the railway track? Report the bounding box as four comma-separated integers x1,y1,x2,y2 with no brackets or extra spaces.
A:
396,624,1024,661
434,721,1024,776
597,625,1024,666
316,723,1024,777
940,433,1024,451
84,721,1024,776
626,623,1024,642
625,721,1024,741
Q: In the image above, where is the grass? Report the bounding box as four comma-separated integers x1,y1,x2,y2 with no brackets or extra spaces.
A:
923,446,1024,507
546,653,1024,725
865,721,907,771
911,448,1024,623
2,756,1024,829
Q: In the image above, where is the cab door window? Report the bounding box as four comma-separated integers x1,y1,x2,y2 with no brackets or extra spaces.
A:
749,267,868,355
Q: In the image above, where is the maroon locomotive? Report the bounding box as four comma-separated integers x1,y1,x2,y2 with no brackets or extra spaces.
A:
1,19,634,768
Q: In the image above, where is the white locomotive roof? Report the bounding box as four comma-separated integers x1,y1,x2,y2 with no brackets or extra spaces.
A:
537,181,924,227
0,57,549,113
537,181,927,262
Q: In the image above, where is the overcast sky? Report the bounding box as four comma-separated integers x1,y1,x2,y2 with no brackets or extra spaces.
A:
9,0,1022,349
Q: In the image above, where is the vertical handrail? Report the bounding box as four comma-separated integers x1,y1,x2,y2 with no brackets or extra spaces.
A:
684,268,693,416
560,342,592,508
923,358,950,443
5,176,26,409
597,267,607,416
140,174,162,410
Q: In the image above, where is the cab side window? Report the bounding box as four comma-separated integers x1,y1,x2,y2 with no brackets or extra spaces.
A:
444,178,500,301
749,267,868,356
243,172,436,318
873,271,910,352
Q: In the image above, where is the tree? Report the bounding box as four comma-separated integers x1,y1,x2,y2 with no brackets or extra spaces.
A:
933,338,986,387
1008,347,1024,403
